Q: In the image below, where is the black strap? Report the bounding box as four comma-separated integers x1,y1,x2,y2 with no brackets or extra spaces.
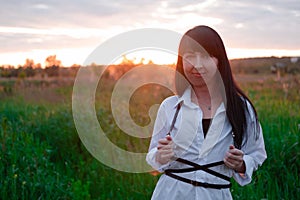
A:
164,102,231,189
165,170,231,189
165,158,231,189
167,158,231,182
166,102,181,136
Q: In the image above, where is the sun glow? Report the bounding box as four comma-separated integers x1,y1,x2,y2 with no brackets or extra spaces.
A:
1,25,299,67
0,48,93,67
1,47,300,67
113,49,177,65
227,48,300,59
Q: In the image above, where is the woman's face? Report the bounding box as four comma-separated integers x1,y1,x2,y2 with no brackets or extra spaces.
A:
182,51,218,88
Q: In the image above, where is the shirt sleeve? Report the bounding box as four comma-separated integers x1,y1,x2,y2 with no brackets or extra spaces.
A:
233,102,267,186
146,98,176,172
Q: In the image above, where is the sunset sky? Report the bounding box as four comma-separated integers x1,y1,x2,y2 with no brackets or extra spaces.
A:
0,0,299,66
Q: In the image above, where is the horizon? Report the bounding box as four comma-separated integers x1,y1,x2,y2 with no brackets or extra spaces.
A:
1,52,299,68
1,1,299,67
1,49,300,68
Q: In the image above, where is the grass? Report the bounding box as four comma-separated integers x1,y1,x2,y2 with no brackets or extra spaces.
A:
0,73,299,199
0,98,157,199
230,89,300,199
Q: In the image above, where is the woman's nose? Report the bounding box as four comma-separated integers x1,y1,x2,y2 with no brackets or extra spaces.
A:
194,55,203,69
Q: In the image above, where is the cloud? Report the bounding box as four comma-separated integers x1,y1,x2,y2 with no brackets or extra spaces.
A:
0,28,101,53
0,0,158,28
196,0,300,49
0,0,299,59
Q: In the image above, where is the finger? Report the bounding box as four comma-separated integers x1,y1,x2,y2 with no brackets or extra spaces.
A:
223,158,235,168
224,156,241,166
166,135,172,141
226,151,243,159
160,151,174,159
158,142,173,149
225,152,244,162
158,138,172,145
157,144,173,151
160,150,174,156
224,153,244,170
224,158,239,170
229,149,244,157
158,151,173,158
225,151,241,161
158,151,174,161
228,145,244,155
157,141,173,149
158,138,168,144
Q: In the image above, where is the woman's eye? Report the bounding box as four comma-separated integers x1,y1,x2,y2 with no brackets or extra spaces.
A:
186,56,195,60
184,54,195,60
183,52,211,65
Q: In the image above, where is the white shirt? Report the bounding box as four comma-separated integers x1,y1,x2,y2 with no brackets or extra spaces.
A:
146,88,267,200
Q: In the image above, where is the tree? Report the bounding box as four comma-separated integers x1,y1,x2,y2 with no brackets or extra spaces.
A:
45,55,61,77
23,59,35,77
45,55,61,68
120,55,135,66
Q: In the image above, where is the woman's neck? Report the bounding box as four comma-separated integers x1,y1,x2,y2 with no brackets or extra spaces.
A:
191,83,223,118
192,85,210,100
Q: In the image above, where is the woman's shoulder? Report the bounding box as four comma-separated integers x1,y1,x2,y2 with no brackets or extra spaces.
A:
160,95,179,109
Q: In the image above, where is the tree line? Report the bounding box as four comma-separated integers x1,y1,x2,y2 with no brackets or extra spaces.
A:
0,55,78,78
0,54,160,79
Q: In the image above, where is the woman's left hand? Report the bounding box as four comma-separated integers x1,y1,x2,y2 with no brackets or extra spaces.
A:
223,145,246,173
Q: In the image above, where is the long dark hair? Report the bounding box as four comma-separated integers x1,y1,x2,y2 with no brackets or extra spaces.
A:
175,25,258,149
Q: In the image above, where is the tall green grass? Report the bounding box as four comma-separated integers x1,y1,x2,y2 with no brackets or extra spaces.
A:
231,78,300,200
0,76,299,199
0,99,157,199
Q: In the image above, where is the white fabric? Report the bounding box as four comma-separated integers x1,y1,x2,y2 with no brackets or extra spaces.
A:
146,87,267,200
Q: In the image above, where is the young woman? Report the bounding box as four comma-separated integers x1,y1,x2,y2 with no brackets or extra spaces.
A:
146,25,267,199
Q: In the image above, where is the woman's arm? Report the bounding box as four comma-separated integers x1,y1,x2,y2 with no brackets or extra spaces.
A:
233,102,267,186
146,97,177,172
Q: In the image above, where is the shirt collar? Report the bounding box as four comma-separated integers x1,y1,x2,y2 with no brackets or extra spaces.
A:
174,86,199,109
174,86,226,113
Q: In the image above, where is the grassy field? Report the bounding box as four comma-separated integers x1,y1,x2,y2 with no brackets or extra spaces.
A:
0,69,299,199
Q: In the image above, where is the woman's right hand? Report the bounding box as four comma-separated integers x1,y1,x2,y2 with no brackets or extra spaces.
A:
155,135,174,165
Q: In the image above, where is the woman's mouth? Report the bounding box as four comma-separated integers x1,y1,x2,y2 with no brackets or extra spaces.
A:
190,72,204,78
192,70,206,76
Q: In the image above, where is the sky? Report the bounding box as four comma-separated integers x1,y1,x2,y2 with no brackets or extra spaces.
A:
0,0,300,66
